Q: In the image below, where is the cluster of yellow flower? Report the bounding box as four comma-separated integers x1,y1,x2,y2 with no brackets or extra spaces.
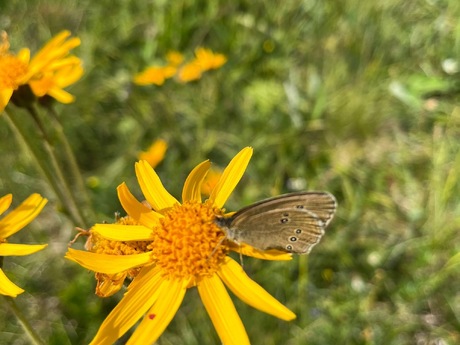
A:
1,31,294,345
134,48,227,85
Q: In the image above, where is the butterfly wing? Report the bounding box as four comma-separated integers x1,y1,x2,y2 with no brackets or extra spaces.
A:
227,207,325,254
232,192,337,226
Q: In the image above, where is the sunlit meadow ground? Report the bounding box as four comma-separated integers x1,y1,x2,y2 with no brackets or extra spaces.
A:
2,1,460,344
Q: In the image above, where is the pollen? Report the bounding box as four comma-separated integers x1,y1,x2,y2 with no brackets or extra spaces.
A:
151,201,228,282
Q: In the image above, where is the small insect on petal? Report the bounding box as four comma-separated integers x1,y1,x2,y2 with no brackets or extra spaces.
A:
148,313,156,320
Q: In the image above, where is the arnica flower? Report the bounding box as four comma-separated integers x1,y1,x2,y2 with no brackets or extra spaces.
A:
0,193,48,297
133,65,177,86
66,147,295,345
165,51,184,67
0,30,82,110
27,30,83,104
137,139,168,168
177,48,227,83
193,47,227,72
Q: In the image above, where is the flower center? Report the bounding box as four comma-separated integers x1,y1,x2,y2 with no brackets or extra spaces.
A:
151,201,228,282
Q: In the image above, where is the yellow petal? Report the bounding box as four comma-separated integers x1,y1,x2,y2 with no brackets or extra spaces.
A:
0,268,24,297
197,274,250,345
46,87,75,104
90,265,165,345
65,248,151,274
135,160,179,211
117,182,163,228
228,242,293,261
91,224,153,241
127,278,189,344
0,88,13,111
0,194,13,216
0,194,47,238
0,243,47,256
219,257,296,321
209,147,253,208
182,160,211,203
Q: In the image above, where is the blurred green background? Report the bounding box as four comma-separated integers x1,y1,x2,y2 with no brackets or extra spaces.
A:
2,0,460,344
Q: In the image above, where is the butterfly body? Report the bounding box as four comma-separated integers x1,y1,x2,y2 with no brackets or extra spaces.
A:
216,192,337,254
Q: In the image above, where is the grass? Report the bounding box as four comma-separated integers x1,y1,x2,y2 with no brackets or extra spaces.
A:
1,0,460,344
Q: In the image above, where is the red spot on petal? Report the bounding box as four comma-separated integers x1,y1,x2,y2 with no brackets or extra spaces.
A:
149,313,156,320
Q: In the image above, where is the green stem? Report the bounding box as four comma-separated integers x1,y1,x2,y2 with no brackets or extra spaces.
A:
2,295,46,345
27,104,88,228
45,105,95,222
3,109,87,227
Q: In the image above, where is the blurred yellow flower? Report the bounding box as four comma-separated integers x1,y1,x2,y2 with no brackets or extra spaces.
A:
201,167,223,196
137,139,167,168
177,60,203,83
177,48,226,83
194,47,227,71
0,30,82,110
133,66,176,86
166,50,184,66
66,147,294,345
0,193,48,297
27,30,82,104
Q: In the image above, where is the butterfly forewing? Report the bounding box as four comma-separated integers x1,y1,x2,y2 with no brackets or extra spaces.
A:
231,192,337,225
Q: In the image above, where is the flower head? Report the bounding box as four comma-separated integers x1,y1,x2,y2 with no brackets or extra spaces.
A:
137,139,168,168
0,30,82,110
27,30,83,104
133,65,176,86
193,47,227,71
66,147,294,344
0,193,48,297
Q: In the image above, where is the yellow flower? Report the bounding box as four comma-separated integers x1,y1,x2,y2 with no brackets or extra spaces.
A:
137,139,167,168
0,30,82,110
27,30,82,104
177,60,203,82
0,193,48,297
66,147,294,345
166,50,184,66
0,31,30,111
194,47,227,71
177,48,226,83
133,65,177,86
201,167,223,196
